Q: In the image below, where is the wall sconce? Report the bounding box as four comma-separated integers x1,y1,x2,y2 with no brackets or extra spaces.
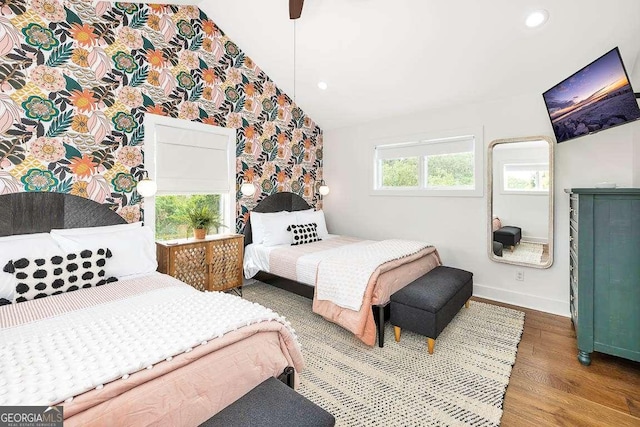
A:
137,171,157,197
318,180,330,198
240,181,256,197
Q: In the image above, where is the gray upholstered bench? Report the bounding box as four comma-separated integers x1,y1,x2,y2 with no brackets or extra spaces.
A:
390,266,473,354
200,377,335,427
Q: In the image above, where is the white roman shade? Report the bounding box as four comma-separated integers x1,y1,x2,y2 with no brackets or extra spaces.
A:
155,124,231,194
375,135,475,160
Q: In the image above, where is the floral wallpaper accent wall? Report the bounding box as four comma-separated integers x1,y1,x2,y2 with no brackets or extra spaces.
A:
0,0,323,230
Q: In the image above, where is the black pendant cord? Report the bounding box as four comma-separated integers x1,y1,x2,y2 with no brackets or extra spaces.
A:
293,20,296,103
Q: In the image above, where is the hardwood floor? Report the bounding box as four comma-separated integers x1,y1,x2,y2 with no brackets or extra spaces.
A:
472,297,640,426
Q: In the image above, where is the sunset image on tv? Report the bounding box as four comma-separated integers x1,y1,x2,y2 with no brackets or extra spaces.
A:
543,48,640,143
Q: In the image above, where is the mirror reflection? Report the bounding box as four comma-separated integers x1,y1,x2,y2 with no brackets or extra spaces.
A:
489,137,554,268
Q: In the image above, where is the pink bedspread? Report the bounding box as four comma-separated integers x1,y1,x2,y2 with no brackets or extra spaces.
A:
0,274,304,426
267,237,441,346
312,246,441,346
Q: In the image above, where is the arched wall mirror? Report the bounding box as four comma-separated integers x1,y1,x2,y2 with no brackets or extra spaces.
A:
488,136,554,268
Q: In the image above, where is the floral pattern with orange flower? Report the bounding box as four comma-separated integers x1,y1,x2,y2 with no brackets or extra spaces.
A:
202,20,217,35
202,69,216,85
245,126,256,140
149,4,166,13
69,154,97,178
71,114,89,133
70,181,89,198
2,0,322,231
146,105,166,116
147,14,161,30
69,89,98,112
71,48,90,67
146,49,164,69
69,23,97,47
147,70,160,86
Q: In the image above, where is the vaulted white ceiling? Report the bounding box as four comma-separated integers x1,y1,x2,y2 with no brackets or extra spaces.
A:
200,0,640,130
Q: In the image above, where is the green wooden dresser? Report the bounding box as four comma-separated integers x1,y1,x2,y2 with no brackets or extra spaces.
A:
566,188,640,365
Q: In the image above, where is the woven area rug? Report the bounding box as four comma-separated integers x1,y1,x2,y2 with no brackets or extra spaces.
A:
501,241,544,264
243,282,525,427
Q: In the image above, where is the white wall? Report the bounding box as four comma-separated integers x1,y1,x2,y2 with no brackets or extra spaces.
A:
631,55,640,186
492,143,549,242
323,92,638,316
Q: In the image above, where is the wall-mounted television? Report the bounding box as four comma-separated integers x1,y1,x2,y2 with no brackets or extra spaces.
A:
542,47,640,143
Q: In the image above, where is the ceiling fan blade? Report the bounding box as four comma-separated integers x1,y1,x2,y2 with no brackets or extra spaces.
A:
289,0,304,19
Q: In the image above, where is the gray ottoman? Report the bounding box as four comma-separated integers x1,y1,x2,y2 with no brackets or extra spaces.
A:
200,377,335,427
390,266,473,354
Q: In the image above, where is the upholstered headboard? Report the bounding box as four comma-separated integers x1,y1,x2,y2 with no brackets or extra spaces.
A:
0,192,127,237
243,192,311,246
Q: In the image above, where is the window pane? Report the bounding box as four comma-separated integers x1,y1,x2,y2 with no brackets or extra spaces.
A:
155,194,222,240
540,171,550,190
505,170,537,190
425,152,474,188
503,165,549,191
381,158,419,187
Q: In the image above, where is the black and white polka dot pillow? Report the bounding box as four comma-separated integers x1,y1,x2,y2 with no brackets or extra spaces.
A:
3,248,118,303
287,223,322,246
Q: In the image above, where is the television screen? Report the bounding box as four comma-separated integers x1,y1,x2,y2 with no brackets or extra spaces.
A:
542,47,640,143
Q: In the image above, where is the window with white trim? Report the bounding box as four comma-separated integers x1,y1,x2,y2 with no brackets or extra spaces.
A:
144,114,236,240
373,132,483,196
502,163,549,193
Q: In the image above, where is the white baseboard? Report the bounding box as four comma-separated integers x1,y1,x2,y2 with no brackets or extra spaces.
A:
521,236,548,244
473,283,570,317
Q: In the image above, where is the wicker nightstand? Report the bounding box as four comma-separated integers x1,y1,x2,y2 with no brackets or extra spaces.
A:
157,234,244,294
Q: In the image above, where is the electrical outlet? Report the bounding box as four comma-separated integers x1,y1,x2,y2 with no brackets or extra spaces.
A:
515,270,525,281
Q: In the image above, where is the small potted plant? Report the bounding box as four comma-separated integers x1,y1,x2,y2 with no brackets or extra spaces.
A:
186,206,214,239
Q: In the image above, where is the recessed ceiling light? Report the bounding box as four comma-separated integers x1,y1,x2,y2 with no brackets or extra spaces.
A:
525,9,549,28
317,81,328,90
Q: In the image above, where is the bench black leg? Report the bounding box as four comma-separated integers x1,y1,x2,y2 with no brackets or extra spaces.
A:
277,366,295,389
373,304,387,348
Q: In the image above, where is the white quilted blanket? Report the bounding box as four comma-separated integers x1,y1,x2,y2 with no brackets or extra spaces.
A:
315,239,432,311
0,287,298,406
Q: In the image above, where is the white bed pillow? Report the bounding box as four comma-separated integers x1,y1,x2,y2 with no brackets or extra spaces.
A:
295,209,329,239
0,233,64,304
262,212,297,247
50,226,157,278
250,211,290,244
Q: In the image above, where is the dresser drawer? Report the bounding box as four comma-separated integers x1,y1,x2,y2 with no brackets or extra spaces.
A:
570,298,578,328
569,233,579,255
569,196,579,222
570,251,578,288
570,223,579,249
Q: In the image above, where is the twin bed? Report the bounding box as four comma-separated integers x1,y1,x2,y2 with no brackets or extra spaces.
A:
0,193,303,426
0,191,442,425
242,192,442,347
